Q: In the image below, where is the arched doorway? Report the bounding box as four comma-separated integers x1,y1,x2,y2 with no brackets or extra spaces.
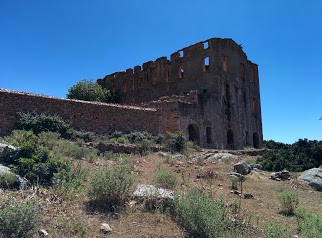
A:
253,132,260,149
188,124,200,145
227,129,234,149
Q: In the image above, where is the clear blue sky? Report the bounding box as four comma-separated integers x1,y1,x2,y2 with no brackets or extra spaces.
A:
1,0,321,144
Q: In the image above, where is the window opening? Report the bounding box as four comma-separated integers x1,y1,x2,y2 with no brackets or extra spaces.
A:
203,41,209,49
227,130,234,149
188,124,200,145
179,50,183,57
204,57,210,71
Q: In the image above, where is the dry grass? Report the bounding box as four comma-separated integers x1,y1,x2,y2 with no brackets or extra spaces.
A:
1,149,321,237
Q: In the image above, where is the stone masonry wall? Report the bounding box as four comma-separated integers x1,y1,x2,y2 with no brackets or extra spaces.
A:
97,38,263,149
0,89,161,136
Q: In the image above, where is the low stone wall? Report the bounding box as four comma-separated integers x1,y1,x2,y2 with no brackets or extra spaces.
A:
0,89,162,136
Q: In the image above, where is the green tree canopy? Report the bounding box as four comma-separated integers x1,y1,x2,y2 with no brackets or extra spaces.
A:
66,79,115,103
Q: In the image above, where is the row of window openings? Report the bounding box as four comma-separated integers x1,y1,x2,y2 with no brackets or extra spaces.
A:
178,42,209,58
117,61,255,94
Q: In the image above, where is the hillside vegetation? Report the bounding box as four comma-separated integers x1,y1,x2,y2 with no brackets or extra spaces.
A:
0,112,321,237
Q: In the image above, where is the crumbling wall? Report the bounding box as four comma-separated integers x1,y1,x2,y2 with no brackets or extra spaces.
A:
0,89,162,136
97,38,263,149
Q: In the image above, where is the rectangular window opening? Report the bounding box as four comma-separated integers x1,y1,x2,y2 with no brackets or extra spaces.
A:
240,62,245,81
203,41,209,49
204,57,210,71
180,68,184,78
179,50,184,58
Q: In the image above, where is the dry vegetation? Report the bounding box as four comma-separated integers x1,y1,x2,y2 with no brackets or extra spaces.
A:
1,147,321,237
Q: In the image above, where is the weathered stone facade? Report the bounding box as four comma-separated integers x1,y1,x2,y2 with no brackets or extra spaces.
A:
98,38,263,149
0,38,263,149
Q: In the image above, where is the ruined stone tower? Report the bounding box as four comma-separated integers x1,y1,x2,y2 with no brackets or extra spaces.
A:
97,38,263,149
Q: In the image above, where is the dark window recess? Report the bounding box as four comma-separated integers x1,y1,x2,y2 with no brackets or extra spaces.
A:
180,68,184,78
179,50,184,57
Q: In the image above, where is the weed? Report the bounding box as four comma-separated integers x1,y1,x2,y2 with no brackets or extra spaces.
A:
264,222,293,238
165,131,187,153
88,159,136,210
0,197,42,237
295,208,322,238
278,190,299,215
0,173,18,189
154,165,179,189
174,188,250,238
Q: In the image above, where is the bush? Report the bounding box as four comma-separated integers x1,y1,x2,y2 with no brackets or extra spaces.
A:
154,165,178,189
140,138,153,154
278,190,299,215
15,112,70,136
0,173,17,189
53,161,88,196
0,132,71,186
53,140,98,161
14,112,95,142
116,136,129,144
295,209,322,238
0,197,42,237
165,131,187,153
88,160,136,210
174,188,250,238
264,222,292,238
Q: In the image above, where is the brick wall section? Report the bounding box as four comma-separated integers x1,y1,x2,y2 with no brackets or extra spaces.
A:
0,89,162,136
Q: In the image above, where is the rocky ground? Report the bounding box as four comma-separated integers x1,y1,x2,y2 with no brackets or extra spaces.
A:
1,148,322,237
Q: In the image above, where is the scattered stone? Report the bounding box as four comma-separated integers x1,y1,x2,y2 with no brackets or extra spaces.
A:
244,193,254,199
233,161,252,175
298,168,322,191
252,164,263,170
0,143,17,151
38,229,49,237
158,152,168,157
171,154,185,160
100,223,112,234
227,172,245,181
133,184,174,200
205,153,239,162
231,190,241,195
270,170,290,181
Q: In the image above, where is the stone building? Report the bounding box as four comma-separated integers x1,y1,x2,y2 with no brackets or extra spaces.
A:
98,38,263,149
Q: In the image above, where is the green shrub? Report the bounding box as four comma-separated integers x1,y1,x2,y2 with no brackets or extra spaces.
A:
14,112,95,142
165,131,187,153
278,190,299,215
15,112,70,135
258,139,322,172
116,136,129,144
88,160,136,210
53,161,88,195
37,131,61,150
141,138,153,154
0,197,42,237
53,140,98,161
154,165,178,189
0,173,17,189
264,222,293,238
0,135,71,186
174,188,249,238
295,209,322,238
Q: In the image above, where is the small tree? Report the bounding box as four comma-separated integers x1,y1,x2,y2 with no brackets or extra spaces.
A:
67,79,114,103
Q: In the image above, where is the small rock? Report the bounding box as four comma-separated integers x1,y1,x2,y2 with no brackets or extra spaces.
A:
244,193,254,199
100,223,112,234
38,229,49,237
